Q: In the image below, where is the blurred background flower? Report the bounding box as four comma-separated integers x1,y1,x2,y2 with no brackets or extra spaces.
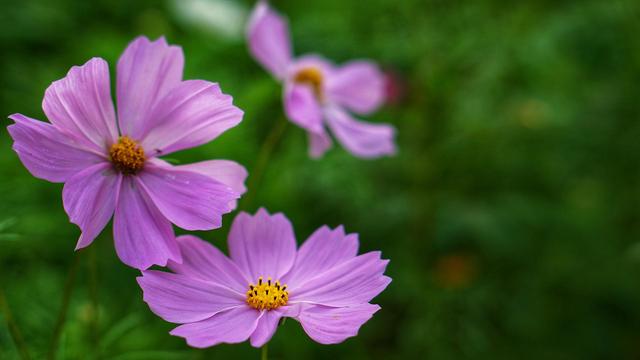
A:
1,0,639,359
246,1,396,159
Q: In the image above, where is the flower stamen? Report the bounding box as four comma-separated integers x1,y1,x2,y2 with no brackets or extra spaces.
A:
109,136,145,175
246,276,288,311
294,67,324,101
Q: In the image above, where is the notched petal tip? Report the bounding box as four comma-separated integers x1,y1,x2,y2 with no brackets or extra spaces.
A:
135,273,146,284
126,35,185,66
64,57,108,75
8,113,30,123
237,208,289,226
333,224,346,235
255,207,271,217
130,35,170,47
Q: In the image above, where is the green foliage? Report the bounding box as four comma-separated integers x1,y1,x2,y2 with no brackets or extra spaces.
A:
1,0,639,359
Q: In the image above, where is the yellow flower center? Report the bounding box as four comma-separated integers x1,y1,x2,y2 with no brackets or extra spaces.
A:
294,67,324,101
109,136,146,175
246,276,289,311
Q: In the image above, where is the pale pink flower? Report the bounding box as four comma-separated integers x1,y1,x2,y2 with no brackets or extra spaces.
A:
8,36,246,269
138,209,391,347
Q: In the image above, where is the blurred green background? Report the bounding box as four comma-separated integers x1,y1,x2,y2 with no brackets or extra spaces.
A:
1,0,640,358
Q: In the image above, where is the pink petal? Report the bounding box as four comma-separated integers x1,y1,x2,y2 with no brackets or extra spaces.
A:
137,270,245,324
325,106,397,159
294,304,381,345
174,160,248,210
326,61,386,115
250,309,284,348
289,251,390,307
175,160,247,195
308,128,332,159
282,226,358,289
170,306,262,348
62,163,121,250
285,55,335,157
247,1,293,79
42,57,118,152
137,164,239,231
228,209,297,281
168,235,250,293
113,176,181,270
7,114,104,182
116,36,184,139
140,80,243,156
284,82,323,134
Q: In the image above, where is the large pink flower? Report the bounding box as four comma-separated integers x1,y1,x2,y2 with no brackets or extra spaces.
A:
138,209,391,347
247,1,397,159
7,36,246,270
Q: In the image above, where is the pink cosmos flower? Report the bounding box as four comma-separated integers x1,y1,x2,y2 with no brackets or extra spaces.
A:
247,1,397,159
138,208,391,347
7,36,246,270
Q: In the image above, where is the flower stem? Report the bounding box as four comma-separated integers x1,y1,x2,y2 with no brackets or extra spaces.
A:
261,343,268,360
47,253,81,360
0,287,31,359
241,116,288,211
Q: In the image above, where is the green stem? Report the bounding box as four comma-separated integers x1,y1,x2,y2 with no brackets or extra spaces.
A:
47,253,81,360
0,287,31,360
261,342,268,360
240,116,288,211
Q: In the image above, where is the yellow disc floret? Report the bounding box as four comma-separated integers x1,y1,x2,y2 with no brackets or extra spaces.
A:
109,136,146,175
246,276,289,311
293,67,324,101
